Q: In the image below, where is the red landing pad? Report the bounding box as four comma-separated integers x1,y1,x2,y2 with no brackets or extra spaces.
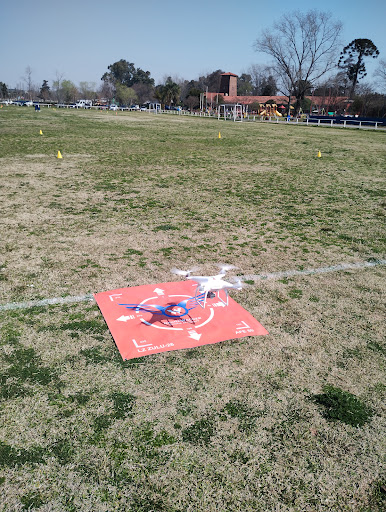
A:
94,281,268,360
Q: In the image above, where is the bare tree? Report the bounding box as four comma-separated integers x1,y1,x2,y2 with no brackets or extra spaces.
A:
132,82,154,104
247,64,277,95
98,80,115,102
23,66,34,99
374,59,386,92
52,71,65,102
254,10,343,113
78,81,97,100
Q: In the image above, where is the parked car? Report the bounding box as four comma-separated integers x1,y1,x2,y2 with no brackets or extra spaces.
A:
15,100,33,106
130,104,140,111
75,100,92,108
109,104,118,111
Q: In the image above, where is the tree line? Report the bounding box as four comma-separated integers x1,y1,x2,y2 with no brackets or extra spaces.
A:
1,10,386,116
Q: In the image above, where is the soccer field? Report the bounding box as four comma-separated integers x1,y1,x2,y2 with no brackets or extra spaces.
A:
0,107,385,511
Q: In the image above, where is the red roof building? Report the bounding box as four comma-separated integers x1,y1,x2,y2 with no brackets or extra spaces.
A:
205,73,349,113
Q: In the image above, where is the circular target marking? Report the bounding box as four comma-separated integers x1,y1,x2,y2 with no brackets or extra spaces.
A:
137,294,214,331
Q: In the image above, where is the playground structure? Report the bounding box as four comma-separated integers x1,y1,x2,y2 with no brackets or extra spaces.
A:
218,103,246,121
258,103,283,117
217,102,286,121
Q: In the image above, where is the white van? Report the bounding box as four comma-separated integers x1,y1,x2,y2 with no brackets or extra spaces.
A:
75,100,92,108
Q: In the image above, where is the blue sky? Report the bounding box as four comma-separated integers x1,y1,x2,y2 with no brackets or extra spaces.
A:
2,0,385,89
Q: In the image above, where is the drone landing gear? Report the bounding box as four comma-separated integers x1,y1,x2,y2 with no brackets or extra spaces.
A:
160,313,195,327
216,289,229,307
194,287,229,308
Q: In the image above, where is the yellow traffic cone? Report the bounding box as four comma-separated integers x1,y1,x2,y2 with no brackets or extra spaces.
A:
57,151,63,159
218,131,221,139
39,130,43,135
317,150,321,158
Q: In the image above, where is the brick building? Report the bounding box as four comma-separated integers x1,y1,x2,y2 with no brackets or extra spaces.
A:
205,72,349,114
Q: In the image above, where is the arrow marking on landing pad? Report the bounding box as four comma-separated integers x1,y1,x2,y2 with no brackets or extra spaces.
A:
132,339,152,348
188,330,202,341
109,293,123,301
153,288,164,295
236,320,251,329
117,315,134,322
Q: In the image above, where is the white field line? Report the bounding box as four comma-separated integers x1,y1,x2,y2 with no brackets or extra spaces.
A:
242,259,386,282
0,259,385,312
0,294,94,312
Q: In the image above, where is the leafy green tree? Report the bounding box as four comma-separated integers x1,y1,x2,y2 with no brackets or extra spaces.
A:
260,75,277,96
250,101,261,112
180,80,202,103
40,80,50,100
115,83,138,105
155,78,180,106
61,80,78,103
102,59,135,86
299,97,311,112
101,59,154,88
132,68,154,86
187,87,201,98
0,82,8,98
339,39,379,97
237,74,253,95
197,70,224,92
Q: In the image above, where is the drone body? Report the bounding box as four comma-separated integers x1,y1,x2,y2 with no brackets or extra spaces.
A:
117,265,243,326
172,265,242,308
119,293,206,318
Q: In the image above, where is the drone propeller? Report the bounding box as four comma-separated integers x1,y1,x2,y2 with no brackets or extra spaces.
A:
230,277,243,290
217,264,237,274
171,267,199,277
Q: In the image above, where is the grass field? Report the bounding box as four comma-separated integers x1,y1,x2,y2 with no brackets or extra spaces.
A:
0,106,385,511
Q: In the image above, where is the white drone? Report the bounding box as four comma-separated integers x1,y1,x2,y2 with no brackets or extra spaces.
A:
172,264,243,308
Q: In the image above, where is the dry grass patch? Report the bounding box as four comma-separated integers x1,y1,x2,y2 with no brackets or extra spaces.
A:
0,108,385,511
